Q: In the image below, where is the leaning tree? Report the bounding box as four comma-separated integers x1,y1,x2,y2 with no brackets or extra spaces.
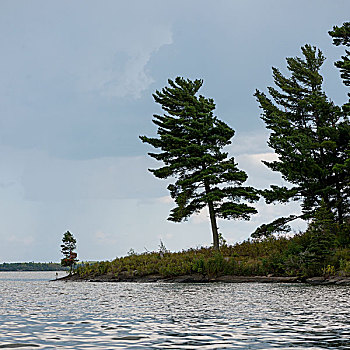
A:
252,44,350,238
140,77,258,250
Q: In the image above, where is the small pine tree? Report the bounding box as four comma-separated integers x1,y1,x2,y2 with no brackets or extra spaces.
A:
60,231,78,274
304,201,336,274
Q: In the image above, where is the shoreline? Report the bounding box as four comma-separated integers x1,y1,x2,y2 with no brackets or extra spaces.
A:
56,273,350,285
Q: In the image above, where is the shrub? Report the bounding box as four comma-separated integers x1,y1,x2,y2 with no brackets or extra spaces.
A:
339,259,350,276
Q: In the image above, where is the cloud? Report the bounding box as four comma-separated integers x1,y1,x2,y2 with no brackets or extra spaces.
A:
0,181,16,189
158,196,174,204
157,233,174,241
19,150,166,201
94,230,118,246
0,0,348,262
98,53,155,99
229,130,272,156
235,151,284,189
6,235,34,246
76,22,173,100
0,1,174,159
191,207,209,224
94,33,173,99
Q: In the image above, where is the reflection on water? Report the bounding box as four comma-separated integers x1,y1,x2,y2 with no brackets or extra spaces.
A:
0,271,350,349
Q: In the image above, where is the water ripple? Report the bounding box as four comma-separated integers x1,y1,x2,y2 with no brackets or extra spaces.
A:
1,272,350,349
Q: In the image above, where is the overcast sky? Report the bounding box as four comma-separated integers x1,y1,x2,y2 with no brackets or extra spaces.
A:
0,0,349,262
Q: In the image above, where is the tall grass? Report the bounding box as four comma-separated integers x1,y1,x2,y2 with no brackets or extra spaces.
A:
75,224,350,280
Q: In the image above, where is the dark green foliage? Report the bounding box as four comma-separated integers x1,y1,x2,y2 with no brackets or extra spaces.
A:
60,231,78,274
74,23,350,281
0,262,66,271
251,214,301,239
140,77,258,249
76,246,267,279
329,22,350,47
329,22,350,107
254,44,350,237
337,220,350,247
302,201,337,275
73,238,292,278
74,218,350,280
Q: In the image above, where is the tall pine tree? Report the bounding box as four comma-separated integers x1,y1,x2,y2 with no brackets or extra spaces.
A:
329,22,350,112
140,77,258,250
329,22,350,229
253,45,350,238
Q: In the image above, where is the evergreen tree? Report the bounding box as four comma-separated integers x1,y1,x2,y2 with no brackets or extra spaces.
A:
329,22,350,113
61,231,78,274
140,77,259,250
252,45,350,238
329,21,350,239
303,200,336,274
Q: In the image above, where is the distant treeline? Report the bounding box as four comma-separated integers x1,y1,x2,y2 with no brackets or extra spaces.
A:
0,262,67,271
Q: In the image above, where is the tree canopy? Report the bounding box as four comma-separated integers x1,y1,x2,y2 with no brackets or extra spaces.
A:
61,231,78,274
252,44,350,238
140,77,258,249
329,21,350,112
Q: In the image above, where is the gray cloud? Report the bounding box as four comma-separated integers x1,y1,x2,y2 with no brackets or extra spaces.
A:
21,152,166,201
0,0,348,261
0,0,173,159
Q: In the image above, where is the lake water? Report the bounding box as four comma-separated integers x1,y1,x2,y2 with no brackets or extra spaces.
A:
0,272,350,349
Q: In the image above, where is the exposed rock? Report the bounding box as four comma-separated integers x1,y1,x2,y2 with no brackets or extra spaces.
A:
305,277,326,284
335,279,350,285
306,276,350,285
215,276,300,283
55,273,350,285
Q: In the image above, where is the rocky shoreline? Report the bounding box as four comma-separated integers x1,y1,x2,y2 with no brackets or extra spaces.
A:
56,273,350,285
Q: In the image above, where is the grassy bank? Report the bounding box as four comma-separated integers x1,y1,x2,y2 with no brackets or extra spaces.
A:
74,224,350,280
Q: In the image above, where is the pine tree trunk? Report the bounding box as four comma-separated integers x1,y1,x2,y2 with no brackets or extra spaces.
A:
208,200,220,250
204,180,220,250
